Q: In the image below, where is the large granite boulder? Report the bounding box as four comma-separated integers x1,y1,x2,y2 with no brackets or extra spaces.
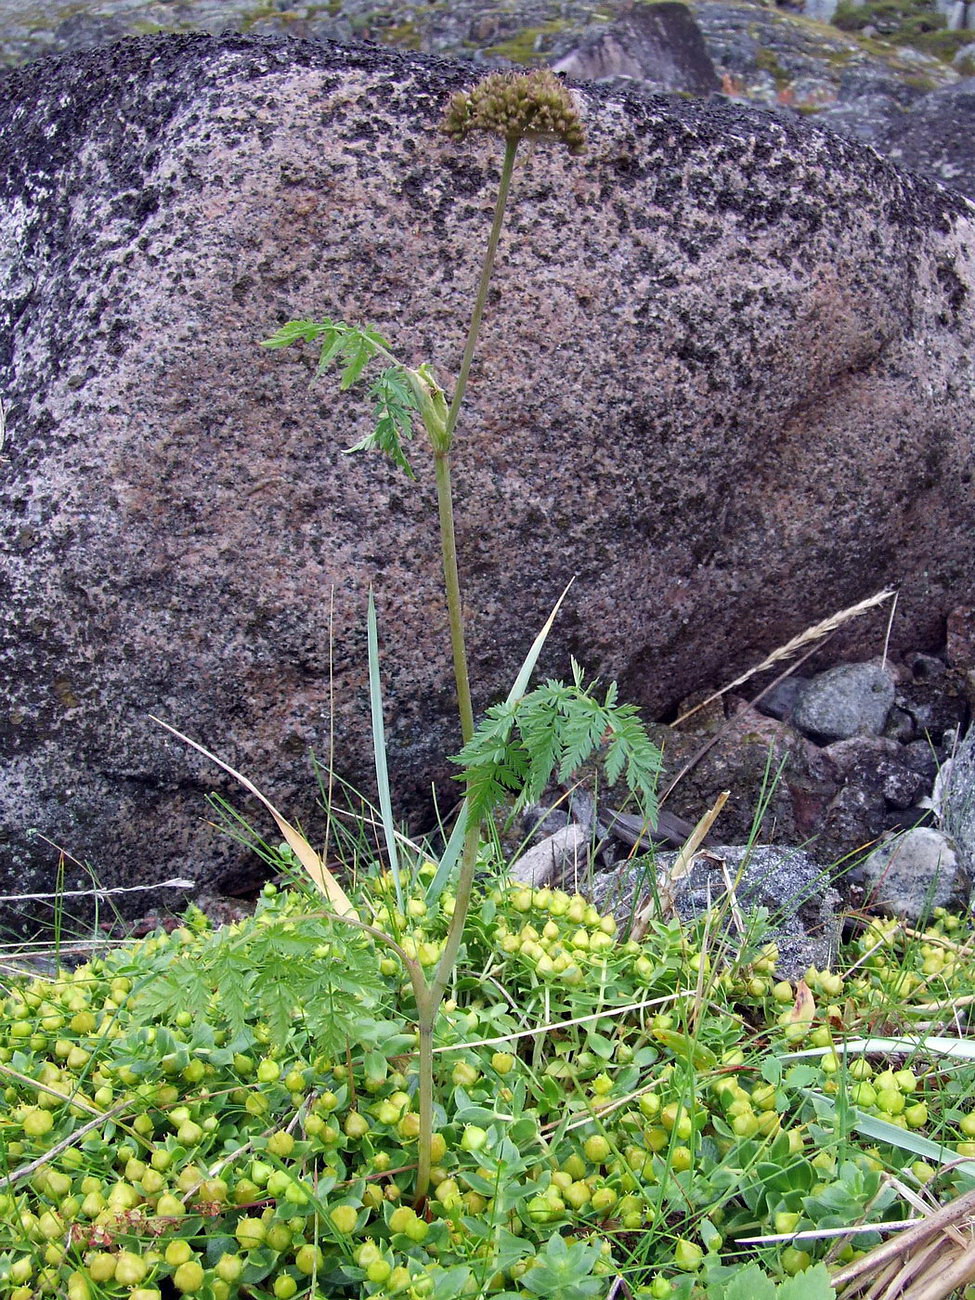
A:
2,33,974,932
551,3,721,95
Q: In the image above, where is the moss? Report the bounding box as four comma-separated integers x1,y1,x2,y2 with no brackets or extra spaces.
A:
238,3,282,31
906,26,975,57
484,19,572,65
384,22,422,50
900,70,941,89
833,0,943,35
754,46,789,87
831,0,973,63
815,44,858,66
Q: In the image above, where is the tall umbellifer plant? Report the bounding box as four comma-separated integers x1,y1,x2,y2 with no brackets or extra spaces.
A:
163,70,661,1205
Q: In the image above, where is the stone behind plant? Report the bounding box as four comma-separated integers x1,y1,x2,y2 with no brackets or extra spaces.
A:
857,826,968,920
2,33,975,931
940,724,975,878
590,845,841,980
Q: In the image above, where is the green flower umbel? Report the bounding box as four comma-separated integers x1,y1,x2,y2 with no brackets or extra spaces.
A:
441,69,586,154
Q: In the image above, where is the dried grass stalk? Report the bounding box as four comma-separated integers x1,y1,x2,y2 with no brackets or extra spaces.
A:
674,588,897,727
630,791,728,940
831,1185,975,1300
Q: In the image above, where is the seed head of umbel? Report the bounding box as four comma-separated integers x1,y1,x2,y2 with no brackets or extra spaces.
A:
441,69,585,154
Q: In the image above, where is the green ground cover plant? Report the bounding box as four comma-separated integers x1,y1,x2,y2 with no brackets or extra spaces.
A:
4,884,975,1299
3,68,975,1300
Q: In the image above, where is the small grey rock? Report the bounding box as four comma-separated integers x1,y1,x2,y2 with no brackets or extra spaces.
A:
902,739,941,781
883,706,916,743
939,727,975,877
860,827,968,921
793,661,896,743
817,782,889,866
588,844,840,980
823,735,924,809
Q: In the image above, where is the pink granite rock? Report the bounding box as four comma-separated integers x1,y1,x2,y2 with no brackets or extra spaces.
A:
2,33,974,928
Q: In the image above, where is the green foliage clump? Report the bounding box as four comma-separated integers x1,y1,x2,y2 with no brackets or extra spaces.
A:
833,0,939,34
480,22,574,68
830,0,975,60
3,878,975,1299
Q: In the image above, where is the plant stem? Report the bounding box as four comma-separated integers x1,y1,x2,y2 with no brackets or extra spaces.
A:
434,449,475,746
430,828,479,1014
443,138,519,445
413,984,436,1206
432,138,519,748
413,822,480,1206
414,137,520,1207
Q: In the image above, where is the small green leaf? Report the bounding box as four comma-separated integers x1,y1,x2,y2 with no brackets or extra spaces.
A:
261,319,329,349
783,1064,820,1089
653,1026,718,1069
774,1263,835,1300
761,1057,783,1086
314,325,352,374
339,330,380,389
718,1266,777,1300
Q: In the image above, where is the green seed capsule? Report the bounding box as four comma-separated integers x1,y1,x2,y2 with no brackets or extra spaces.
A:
781,1246,812,1275
296,1242,326,1271
21,1108,53,1138
584,1135,612,1163
165,1240,193,1267
173,1260,205,1293
461,1124,488,1152
343,1112,369,1138
235,1217,267,1249
674,1239,703,1271
114,1251,148,1286
329,1205,358,1235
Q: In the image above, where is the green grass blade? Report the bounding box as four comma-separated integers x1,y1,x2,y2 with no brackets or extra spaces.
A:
367,590,403,912
803,1088,975,1180
851,1110,975,1179
424,801,469,905
503,580,574,706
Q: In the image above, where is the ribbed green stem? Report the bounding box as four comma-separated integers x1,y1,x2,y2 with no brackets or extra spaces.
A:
443,138,519,446
434,450,474,746
414,819,479,1207
429,824,479,1012
414,996,436,1205
413,137,521,1208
